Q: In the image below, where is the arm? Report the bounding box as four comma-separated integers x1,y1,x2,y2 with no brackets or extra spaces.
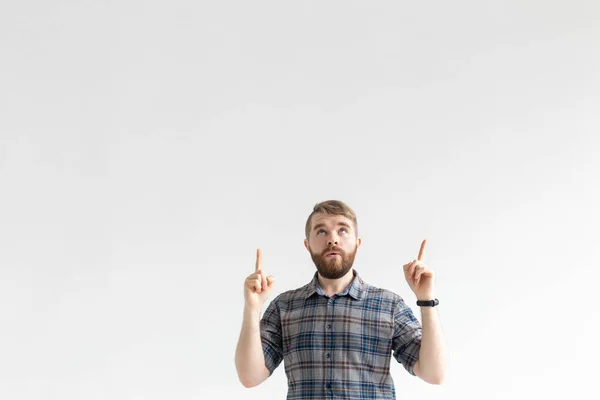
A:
234,248,279,388
235,306,271,388
412,306,448,384
404,239,448,384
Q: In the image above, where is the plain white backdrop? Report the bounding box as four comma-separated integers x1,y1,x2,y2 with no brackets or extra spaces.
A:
1,1,599,399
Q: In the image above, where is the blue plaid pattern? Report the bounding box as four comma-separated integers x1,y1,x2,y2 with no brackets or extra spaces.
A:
260,270,422,399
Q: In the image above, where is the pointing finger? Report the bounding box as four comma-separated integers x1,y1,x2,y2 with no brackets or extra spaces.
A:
418,239,427,261
255,248,262,272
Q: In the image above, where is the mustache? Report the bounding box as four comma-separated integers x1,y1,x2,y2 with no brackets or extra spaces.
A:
322,247,344,255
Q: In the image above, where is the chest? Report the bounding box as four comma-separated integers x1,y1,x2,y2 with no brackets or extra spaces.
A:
280,296,394,354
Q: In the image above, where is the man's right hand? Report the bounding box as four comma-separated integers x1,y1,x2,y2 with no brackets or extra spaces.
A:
244,248,275,311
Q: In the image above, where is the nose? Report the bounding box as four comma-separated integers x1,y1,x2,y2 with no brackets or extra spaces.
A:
327,236,339,246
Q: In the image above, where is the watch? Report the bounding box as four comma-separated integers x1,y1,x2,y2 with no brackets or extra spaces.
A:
416,298,439,307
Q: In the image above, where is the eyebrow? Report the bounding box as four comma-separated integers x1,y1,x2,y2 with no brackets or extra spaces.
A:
313,221,351,232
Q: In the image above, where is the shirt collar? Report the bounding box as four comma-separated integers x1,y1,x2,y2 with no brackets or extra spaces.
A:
304,269,365,300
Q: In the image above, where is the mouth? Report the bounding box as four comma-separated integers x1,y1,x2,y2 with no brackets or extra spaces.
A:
325,252,340,258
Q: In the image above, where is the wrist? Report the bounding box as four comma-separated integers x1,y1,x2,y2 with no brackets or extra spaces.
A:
243,304,262,318
416,298,439,307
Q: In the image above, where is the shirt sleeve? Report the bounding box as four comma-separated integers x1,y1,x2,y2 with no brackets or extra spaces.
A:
259,296,284,375
391,297,423,376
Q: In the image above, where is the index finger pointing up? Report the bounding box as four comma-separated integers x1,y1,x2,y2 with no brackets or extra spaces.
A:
255,248,262,272
418,239,427,261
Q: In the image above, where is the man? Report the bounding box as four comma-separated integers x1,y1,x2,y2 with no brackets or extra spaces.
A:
235,200,448,399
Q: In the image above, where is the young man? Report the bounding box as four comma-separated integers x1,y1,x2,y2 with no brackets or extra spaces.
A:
235,200,448,399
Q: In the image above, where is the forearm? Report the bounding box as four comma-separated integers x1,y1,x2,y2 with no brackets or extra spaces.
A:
416,306,448,384
235,306,270,387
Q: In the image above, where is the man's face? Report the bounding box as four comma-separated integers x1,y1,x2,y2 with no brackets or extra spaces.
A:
304,213,362,279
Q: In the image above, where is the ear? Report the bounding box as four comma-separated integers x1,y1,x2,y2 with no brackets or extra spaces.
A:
304,239,309,251
357,237,362,248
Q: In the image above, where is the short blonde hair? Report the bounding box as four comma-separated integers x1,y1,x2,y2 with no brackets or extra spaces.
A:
305,200,358,239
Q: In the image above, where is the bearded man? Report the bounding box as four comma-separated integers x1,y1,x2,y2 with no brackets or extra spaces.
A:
235,200,448,399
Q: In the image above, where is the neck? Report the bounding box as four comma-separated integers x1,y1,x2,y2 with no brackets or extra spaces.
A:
318,268,355,297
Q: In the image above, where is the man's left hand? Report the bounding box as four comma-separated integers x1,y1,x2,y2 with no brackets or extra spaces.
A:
403,239,435,300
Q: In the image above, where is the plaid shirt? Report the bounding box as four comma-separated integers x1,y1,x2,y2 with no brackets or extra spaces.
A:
260,270,422,399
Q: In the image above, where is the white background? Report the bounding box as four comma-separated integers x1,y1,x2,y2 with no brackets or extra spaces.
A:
1,1,599,399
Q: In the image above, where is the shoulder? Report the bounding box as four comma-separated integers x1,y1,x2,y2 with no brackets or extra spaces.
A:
361,280,405,303
359,280,413,313
268,281,312,309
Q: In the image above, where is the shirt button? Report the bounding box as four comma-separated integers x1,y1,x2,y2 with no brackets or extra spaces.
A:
326,324,331,329
326,353,330,358
326,383,331,389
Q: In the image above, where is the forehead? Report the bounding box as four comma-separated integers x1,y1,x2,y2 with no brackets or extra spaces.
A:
310,213,353,228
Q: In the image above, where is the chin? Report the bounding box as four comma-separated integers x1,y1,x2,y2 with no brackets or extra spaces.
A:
318,265,352,280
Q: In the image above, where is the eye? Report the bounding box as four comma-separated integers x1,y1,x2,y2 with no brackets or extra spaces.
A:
339,228,348,234
317,229,326,235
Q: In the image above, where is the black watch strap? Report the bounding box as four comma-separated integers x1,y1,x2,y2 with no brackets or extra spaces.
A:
416,298,439,307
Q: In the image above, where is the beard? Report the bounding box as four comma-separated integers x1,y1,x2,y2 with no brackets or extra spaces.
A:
310,245,358,279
